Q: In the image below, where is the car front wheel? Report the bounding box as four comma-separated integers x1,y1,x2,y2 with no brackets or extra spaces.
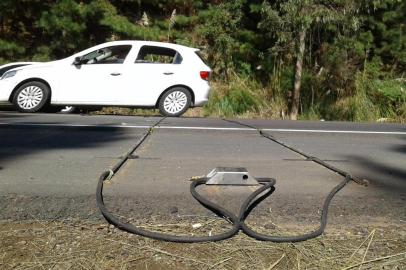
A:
158,87,191,117
12,81,50,113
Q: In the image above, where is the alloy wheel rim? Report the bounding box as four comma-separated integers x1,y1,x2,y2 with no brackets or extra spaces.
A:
17,86,44,110
163,91,187,114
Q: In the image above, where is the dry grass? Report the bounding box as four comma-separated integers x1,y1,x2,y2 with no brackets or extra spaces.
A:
93,107,205,118
1,219,405,270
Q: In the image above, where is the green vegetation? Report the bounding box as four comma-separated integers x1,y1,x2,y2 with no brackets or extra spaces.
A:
0,0,404,121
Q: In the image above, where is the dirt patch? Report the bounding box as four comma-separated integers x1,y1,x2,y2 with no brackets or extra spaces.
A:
1,219,405,270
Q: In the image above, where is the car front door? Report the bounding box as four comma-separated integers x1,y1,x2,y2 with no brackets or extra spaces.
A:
57,45,132,104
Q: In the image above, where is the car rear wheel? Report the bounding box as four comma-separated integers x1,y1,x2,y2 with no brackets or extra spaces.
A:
158,87,191,117
12,81,50,113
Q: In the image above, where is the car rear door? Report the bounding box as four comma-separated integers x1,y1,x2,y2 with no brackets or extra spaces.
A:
116,45,183,106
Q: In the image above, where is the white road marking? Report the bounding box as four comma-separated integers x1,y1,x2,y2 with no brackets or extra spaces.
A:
0,122,405,135
263,128,406,135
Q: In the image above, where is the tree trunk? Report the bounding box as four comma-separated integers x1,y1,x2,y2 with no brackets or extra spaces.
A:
289,28,306,120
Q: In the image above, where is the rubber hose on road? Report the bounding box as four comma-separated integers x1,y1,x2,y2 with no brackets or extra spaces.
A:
96,117,247,242
240,175,351,242
96,117,359,243
96,174,244,243
223,119,361,241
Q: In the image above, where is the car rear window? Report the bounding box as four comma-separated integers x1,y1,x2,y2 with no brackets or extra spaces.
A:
135,46,182,64
195,51,209,66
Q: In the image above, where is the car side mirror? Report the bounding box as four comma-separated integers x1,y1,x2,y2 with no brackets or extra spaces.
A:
73,57,83,66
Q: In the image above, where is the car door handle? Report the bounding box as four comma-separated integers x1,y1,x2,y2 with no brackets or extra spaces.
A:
110,72,121,76
163,72,174,75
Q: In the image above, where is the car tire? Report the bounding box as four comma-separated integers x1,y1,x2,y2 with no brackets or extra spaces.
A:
158,87,191,117
12,81,50,113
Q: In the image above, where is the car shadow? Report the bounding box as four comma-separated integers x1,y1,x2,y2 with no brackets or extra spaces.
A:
0,121,144,166
0,111,27,118
343,134,406,191
388,135,406,154
345,155,406,189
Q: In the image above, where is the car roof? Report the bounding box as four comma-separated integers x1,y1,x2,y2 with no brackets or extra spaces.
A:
98,40,199,52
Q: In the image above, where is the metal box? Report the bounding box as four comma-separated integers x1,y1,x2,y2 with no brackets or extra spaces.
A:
205,167,259,186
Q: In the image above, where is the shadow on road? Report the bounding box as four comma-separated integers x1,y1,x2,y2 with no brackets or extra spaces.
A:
0,112,27,118
0,122,141,167
345,135,406,191
388,135,406,154
347,155,406,189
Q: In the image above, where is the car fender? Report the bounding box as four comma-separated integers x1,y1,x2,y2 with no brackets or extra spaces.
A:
6,68,57,102
8,77,53,102
156,84,196,107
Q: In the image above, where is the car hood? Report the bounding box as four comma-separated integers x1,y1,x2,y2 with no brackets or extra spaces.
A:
16,60,62,70
1,60,65,73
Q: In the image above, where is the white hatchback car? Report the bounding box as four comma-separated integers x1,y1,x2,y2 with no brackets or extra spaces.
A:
0,41,211,116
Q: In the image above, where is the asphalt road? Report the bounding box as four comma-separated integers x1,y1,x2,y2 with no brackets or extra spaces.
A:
0,112,405,230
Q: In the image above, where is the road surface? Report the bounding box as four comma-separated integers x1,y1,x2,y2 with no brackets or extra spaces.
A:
0,112,405,231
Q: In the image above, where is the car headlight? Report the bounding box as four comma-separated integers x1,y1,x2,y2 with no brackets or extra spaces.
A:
1,70,18,80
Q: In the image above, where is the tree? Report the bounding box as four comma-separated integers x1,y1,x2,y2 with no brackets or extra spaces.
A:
365,0,406,72
197,0,245,78
260,0,360,120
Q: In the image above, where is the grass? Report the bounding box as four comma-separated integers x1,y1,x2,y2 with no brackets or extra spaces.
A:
1,219,405,270
91,72,405,123
203,77,262,118
203,75,288,119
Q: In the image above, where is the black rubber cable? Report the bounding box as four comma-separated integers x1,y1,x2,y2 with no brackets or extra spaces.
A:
96,118,244,242
96,117,362,243
109,117,167,175
240,175,351,242
97,175,242,242
224,119,361,242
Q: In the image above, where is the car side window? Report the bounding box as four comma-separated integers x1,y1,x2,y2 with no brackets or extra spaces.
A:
81,45,132,65
135,46,182,64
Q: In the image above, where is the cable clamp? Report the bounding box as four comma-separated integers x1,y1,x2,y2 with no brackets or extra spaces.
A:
106,169,114,181
346,173,369,186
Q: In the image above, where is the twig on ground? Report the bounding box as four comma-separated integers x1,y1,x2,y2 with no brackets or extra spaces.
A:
358,229,375,269
33,252,46,270
348,229,375,262
209,257,232,269
145,246,210,266
341,252,406,270
267,253,286,270
297,253,301,270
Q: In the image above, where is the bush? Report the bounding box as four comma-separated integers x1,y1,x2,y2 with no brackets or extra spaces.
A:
204,75,262,117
